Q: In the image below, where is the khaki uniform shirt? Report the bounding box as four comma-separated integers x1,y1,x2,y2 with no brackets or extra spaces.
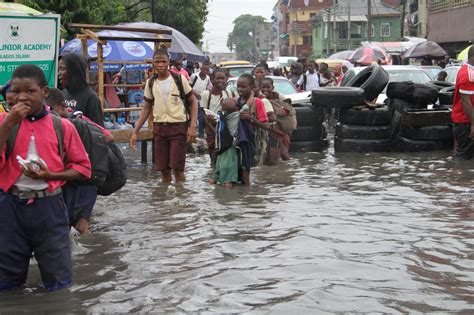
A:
144,74,192,123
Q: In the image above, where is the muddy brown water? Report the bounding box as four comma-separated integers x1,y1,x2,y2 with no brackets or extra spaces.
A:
1,146,473,313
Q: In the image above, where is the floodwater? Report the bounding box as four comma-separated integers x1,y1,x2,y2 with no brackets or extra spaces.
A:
1,146,473,313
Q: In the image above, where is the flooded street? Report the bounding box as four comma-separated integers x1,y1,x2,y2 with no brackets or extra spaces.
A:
1,147,473,313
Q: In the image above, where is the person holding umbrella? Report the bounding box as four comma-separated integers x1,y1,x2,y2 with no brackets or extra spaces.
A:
451,46,474,160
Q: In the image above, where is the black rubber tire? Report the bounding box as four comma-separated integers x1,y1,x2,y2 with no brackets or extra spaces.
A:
295,106,324,127
334,138,392,152
394,135,453,152
438,86,455,106
388,98,425,111
412,83,439,106
311,87,365,108
289,139,329,152
401,125,453,141
335,124,392,140
386,82,415,100
291,125,324,142
338,106,392,126
344,64,389,101
426,81,455,91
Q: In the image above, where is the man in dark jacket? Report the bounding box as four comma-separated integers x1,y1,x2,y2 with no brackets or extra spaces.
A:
59,53,104,126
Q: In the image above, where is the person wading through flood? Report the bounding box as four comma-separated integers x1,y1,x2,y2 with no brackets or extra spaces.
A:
130,48,198,182
0,65,91,291
236,74,269,184
200,69,231,166
58,53,104,126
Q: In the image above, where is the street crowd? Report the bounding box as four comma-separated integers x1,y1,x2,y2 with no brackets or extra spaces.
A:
0,45,473,292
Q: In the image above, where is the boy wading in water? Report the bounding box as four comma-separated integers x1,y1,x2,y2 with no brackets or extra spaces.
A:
200,69,231,165
130,49,198,183
236,74,269,185
0,65,91,291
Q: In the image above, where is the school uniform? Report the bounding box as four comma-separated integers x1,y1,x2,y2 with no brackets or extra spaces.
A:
144,73,193,172
0,109,91,291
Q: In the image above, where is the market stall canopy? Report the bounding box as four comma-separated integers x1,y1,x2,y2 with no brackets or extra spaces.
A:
402,41,447,59
349,46,389,65
60,30,156,71
0,2,42,14
328,50,354,60
117,22,207,62
457,45,472,61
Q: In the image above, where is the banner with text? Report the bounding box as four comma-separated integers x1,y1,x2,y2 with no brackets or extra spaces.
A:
0,13,60,88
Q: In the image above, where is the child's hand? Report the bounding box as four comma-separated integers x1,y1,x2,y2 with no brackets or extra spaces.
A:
75,218,89,235
23,160,51,180
240,111,252,122
5,102,31,126
130,132,138,150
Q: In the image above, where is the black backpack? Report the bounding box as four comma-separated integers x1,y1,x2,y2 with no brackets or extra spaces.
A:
67,115,127,196
215,113,234,155
148,72,191,123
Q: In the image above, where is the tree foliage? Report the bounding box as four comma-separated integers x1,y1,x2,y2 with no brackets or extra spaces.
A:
227,14,265,62
19,0,208,45
148,0,208,45
19,0,131,39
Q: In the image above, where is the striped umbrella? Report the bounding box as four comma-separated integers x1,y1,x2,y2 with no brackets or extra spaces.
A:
457,45,472,61
0,3,42,14
349,47,389,65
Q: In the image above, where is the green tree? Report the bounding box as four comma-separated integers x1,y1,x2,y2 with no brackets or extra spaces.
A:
227,14,265,62
147,0,208,45
19,0,132,39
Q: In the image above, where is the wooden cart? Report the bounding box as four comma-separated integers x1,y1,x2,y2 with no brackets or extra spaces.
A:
68,23,172,163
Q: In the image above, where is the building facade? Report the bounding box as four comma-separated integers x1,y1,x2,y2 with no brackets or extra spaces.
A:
311,0,402,58
427,0,473,53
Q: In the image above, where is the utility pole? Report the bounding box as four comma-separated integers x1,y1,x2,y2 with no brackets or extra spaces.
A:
367,0,372,42
333,0,337,53
150,0,156,23
348,0,351,50
400,0,407,39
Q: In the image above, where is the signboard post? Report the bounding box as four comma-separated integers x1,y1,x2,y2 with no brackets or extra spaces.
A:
0,13,60,87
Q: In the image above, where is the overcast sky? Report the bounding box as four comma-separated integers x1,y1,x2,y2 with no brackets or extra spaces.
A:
204,0,276,53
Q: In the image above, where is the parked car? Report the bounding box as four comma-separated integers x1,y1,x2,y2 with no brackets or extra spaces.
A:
341,65,432,104
419,66,442,80
443,65,461,83
220,64,254,78
227,75,311,106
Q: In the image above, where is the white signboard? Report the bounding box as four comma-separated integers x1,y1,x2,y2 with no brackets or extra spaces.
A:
0,13,60,87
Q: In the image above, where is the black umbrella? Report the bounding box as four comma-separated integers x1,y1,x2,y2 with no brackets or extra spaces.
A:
402,41,447,59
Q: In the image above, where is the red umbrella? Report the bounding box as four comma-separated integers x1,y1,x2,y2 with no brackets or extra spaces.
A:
349,47,389,65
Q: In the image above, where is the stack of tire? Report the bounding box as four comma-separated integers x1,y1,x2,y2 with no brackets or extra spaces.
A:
312,64,392,152
386,81,453,151
290,104,328,152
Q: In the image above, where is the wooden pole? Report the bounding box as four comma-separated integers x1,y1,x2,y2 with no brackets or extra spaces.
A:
97,41,105,112
333,0,337,53
80,38,90,84
348,1,352,50
367,0,372,42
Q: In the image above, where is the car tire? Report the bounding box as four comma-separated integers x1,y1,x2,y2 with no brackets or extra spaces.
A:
291,125,324,142
334,138,392,152
311,87,366,108
338,106,393,126
412,83,439,106
438,86,455,106
336,124,392,140
295,106,324,127
401,125,453,141
289,139,329,152
386,82,415,101
388,98,424,111
394,135,453,152
344,64,390,101
426,80,455,91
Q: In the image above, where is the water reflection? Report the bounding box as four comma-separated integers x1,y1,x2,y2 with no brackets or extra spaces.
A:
0,149,473,313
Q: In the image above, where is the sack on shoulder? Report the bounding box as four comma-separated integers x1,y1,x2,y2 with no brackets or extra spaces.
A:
269,99,297,134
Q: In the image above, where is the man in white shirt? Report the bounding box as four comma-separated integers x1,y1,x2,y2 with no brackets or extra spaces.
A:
189,62,212,101
296,61,320,91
